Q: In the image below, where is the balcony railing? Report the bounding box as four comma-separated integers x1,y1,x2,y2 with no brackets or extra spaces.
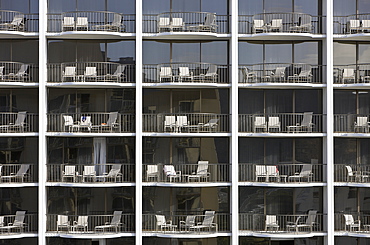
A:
143,113,230,133
0,164,37,183
239,13,323,34
334,114,370,133
239,113,324,133
0,112,38,133
239,163,323,183
47,113,135,133
47,214,135,233
334,14,370,34
47,164,135,183
334,213,370,232
334,164,370,183
239,213,324,233
143,12,229,33
333,64,370,84
0,11,39,32
239,64,324,84
142,163,230,183
47,62,135,83
0,62,38,83
0,213,38,234
142,213,230,233
143,63,229,84
47,11,135,33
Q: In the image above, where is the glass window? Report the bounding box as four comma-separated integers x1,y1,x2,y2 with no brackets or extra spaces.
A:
142,0,170,14
335,138,357,165
294,42,318,65
264,0,292,13
77,0,104,11
334,0,356,16
107,0,135,14
265,43,292,63
172,43,200,63
239,42,263,65
358,0,370,14
333,42,356,65
358,43,370,64
334,90,356,114
334,187,357,212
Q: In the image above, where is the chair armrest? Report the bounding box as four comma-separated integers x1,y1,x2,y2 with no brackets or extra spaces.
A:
176,171,182,175
180,221,185,224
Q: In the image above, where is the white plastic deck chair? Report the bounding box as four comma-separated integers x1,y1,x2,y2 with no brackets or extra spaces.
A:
170,17,185,31
253,19,265,33
146,165,159,181
344,214,361,232
96,164,122,182
346,165,369,182
255,165,267,181
203,65,218,82
99,112,119,132
254,116,267,132
176,116,188,132
268,117,281,132
95,211,122,233
266,165,279,182
0,164,30,183
63,115,75,132
0,14,24,31
107,65,126,82
71,216,88,232
354,116,369,133
178,67,193,82
62,66,76,82
270,19,282,32
155,215,176,231
0,66,4,80
163,165,181,182
189,211,217,232
83,67,97,81
164,116,176,132
187,161,210,182
242,67,257,82
77,116,92,132
57,215,70,232
269,67,285,81
288,67,312,82
82,166,96,182
290,16,312,33
287,112,314,132
94,13,122,32
5,64,29,81
287,210,317,233
202,118,219,132
62,165,76,182
76,17,88,30
180,215,196,231
199,13,217,32
158,17,170,32
265,215,279,231
0,111,27,133
288,164,313,182
347,19,360,34
159,67,173,82
342,68,355,83
62,17,75,31
0,211,26,233
361,20,370,33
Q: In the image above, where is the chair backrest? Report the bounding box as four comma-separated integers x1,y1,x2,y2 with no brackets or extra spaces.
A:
113,65,126,76
16,64,28,75
107,112,118,126
0,216,4,226
77,216,88,226
83,165,95,175
77,17,88,27
84,67,97,76
300,112,313,127
256,165,267,176
15,112,27,125
268,117,280,127
349,19,360,28
16,164,29,176
57,215,69,226
356,116,368,127
185,215,196,226
160,67,172,77
344,214,354,225
172,17,183,26
255,117,266,127
112,14,122,26
11,15,24,26
299,164,312,177
13,211,26,226
179,67,191,76
266,215,277,225
111,211,122,225
155,215,166,226
63,115,74,126
207,119,219,127
299,69,312,77
64,67,76,76
271,19,282,28
306,210,317,225
206,65,217,75
164,165,177,176
362,20,370,28
0,66,3,76
164,116,176,126
64,165,76,175
63,17,75,26
254,19,264,28
346,165,354,177
147,165,158,175
204,13,215,26
80,116,91,126
177,116,188,126
266,165,278,176
274,67,285,76
343,68,355,77
202,211,215,226
159,17,170,26
196,161,209,175
107,168,120,178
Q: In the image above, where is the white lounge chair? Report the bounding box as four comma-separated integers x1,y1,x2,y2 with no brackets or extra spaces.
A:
253,19,265,33
62,66,76,82
290,16,313,33
265,215,279,231
93,13,123,32
178,67,193,82
155,215,177,231
288,164,313,182
195,65,218,82
96,164,122,182
347,19,360,34
159,67,173,82
344,214,361,232
254,116,267,132
268,117,281,132
187,161,210,182
354,116,369,133
202,118,219,132
0,211,26,233
189,13,217,32
164,116,176,132
146,165,159,181
0,111,27,133
287,112,314,132
4,64,29,81
288,68,312,82
57,215,70,232
287,210,317,233
76,17,88,30
62,165,76,182
0,164,29,183
158,17,170,32
71,216,88,232
0,14,24,31
62,17,75,31
95,211,122,233
265,67,285,82
163,165,181,182
82,166,96,182
189,211,217,232
106,65,126,82
180,215,196,231
96,112,119,132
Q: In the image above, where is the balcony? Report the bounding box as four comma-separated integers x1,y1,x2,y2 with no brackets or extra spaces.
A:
142,113,230,134
239,213,324,235
0,164,37,184
47,113,135,134
335,213,370,234
142,212,230,235
47,11,135,35
143,163,230,184
334,14,370,36
0,62,38,84
0,10,39,34
239,163,324,184
0,112,38,133
143,63,229,85
239,64,324,86
239,113,324,134
334,114,370,133
47,213,135,235
47,164,135,185
47,62,135,84
143,12,229,35
334,164,370,184
334,64,370,85
0,213,38,236
239,13,323,37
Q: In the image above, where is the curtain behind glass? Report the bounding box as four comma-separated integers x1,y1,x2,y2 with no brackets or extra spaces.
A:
94,137,107,175
334,90,356,114
265,90,292,113
334,138,357,165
